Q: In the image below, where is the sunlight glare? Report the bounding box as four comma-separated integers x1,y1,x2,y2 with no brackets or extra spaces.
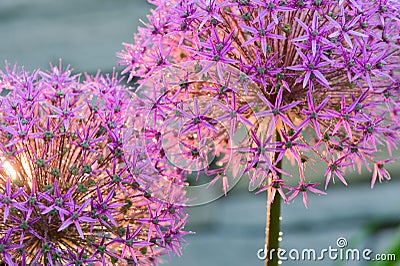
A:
3,161,17,180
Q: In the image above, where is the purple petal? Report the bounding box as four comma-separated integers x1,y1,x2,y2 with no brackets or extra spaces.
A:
74,220,84,239
313,70,331,89
58,218,73,232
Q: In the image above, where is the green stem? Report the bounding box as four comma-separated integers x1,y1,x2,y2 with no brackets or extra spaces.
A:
265,134,282,266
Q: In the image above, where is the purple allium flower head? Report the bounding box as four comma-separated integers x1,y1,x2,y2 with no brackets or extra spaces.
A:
119,1,400,207
0,61,189,265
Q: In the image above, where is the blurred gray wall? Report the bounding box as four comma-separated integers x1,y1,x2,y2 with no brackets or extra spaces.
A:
0,0,152,73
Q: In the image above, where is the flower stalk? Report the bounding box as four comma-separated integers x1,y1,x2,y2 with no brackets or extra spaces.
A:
265,132,282,266
265,172,281,266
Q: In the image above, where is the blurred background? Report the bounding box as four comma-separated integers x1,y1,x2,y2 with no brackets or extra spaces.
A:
0,0,151,74
1,1,399,265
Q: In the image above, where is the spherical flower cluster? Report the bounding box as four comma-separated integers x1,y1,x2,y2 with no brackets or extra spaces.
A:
118,0,400,207
0,62,189,265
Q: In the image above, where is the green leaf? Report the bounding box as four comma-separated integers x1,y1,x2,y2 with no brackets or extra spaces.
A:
369,226,400,266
